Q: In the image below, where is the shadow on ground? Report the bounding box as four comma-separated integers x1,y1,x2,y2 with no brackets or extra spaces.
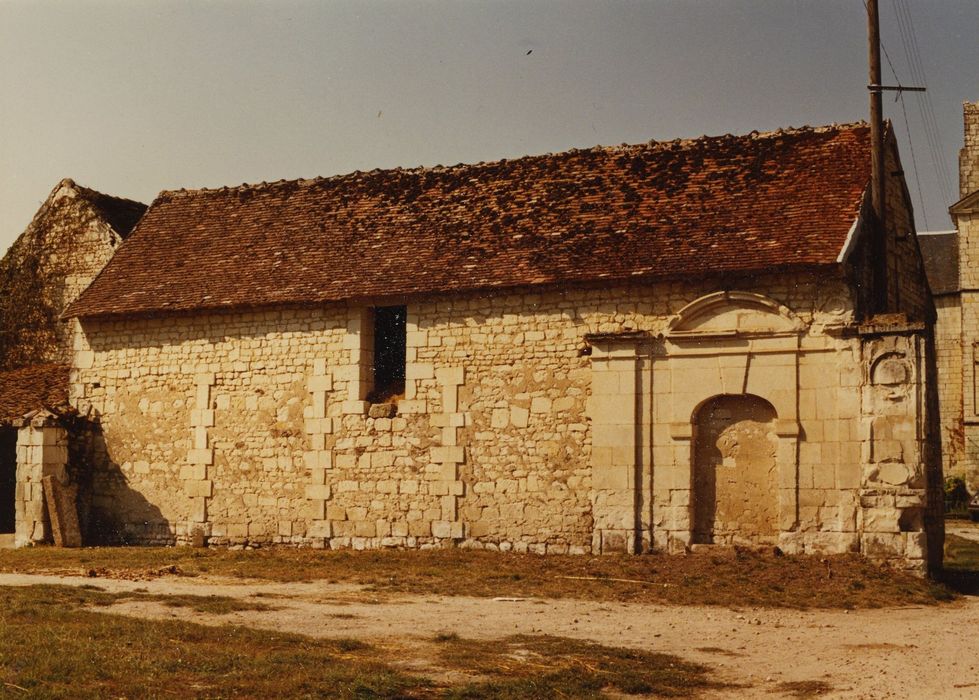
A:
939,531,979,595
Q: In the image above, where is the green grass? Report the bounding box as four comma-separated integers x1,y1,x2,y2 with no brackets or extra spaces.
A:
0,545,955,609
0,585,427,699
0,585,724,698
939,533,979,595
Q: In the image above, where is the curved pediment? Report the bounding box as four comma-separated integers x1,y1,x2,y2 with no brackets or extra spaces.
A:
666,291,804,338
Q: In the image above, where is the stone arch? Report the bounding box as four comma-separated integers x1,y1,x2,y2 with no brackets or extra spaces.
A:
667,291,804,337
691,394,779,545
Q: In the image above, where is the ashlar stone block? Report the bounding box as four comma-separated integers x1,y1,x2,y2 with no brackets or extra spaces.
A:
184,480,213,498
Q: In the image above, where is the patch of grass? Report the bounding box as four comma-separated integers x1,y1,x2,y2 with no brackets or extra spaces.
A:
941,533,979,595
137,592,276,615
0,585,726,698
436,634,730,698
434,632,460,642
774,680,833,698
0,545,954,609
5,585,275,615
695,647,741,656
0,585,430,699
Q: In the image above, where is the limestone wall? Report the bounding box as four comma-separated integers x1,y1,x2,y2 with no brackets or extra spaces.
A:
70,272,936,568
933,295,964,478
961,102,979,199
845,134,932,324
954,102,979,488
0,180,144,371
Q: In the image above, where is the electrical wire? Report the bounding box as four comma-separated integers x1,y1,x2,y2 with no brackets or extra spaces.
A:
892,0,954,206
863,0,934,230
899,93,930,229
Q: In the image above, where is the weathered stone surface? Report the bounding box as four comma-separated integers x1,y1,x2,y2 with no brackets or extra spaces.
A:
42,475,82,547
59,268,935,572
0,180,145,371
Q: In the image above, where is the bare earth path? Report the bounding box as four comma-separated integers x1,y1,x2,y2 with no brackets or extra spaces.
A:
1,572,974,699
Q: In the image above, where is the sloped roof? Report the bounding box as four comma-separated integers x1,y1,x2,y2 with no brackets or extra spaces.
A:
918,231,960,296
0,364,69,425
66,123,872,319
70,181,147,239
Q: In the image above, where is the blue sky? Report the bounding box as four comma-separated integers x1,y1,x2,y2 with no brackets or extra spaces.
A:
1,0,977,253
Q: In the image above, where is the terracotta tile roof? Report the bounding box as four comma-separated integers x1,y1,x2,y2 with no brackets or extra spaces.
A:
0,364,69,424
65,123,871,319
918,231,960,295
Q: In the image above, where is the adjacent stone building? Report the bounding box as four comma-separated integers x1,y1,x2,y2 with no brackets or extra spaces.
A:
919,102,979,489
0,180,145,546
55,122,942,571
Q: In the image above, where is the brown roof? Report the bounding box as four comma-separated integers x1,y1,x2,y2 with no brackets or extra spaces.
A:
65,123,872,319
918,232,960,295
0,364,69,425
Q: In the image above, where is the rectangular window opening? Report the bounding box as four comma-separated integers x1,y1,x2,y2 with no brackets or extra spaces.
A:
368,305,406,404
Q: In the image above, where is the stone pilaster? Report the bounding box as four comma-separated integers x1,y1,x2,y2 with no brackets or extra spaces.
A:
304,358,334,545
587,334,644,554
858,324,933,570
13,410,68,547
430,366,466,540
338,308,371,415
183,373,214,541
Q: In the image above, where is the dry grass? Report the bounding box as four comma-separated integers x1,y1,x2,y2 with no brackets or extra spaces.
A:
0,545,953,609
0,585,722,699
433,633,730,698
0,585,427,699
773,680,834,698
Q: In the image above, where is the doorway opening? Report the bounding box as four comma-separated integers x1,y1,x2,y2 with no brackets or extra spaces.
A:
692,394,778,545
0,427,16,534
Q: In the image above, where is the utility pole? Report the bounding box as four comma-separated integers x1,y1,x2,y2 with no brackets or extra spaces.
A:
868,0,887,314
866,0,925,314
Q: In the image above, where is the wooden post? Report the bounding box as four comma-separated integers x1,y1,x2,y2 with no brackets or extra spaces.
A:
868,0,888,313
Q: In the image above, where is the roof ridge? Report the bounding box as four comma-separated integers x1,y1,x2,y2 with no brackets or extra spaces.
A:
157,121,870,200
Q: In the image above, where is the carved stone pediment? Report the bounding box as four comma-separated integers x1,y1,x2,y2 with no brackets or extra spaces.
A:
666,291,804,339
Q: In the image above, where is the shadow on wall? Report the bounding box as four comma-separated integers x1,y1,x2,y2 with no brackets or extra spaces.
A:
66,416,169,545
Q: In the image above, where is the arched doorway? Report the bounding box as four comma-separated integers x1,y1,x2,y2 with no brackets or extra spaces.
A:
692,395,778,545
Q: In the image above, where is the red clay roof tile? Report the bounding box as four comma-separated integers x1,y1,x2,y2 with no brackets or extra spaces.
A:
0,364,69,424
65,123,871,318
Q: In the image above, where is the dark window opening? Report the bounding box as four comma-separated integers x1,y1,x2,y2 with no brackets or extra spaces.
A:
368,305,406,404
0,427,16,534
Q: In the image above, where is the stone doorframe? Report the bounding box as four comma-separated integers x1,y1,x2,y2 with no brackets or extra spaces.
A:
654,292,804,552
585,330,653,554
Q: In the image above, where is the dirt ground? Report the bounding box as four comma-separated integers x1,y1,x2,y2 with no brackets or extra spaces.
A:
0,569,974,699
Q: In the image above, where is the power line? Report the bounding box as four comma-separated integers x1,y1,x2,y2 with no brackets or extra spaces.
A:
892,0,954,206
898,93,929,229
862,0,933,229
893,0,947,203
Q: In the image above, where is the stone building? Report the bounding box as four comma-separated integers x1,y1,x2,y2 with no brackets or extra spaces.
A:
51,122,941,571
919,101,979,489
0,180,145,546
0,179,146,371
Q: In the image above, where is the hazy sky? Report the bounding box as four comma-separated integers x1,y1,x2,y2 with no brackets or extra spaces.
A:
1,0,977,255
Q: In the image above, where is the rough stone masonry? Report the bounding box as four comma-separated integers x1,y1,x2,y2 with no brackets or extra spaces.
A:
48,123,946,572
